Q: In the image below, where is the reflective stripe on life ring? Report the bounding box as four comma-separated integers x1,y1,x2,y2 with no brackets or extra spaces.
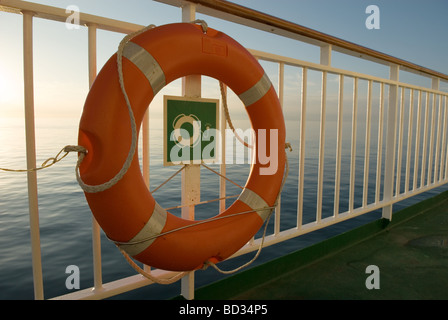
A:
78,23,286,272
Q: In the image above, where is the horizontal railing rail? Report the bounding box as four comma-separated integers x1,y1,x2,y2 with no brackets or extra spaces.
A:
234,48,448,257
158,0,448,82
0,0,144,33
1,0,447,300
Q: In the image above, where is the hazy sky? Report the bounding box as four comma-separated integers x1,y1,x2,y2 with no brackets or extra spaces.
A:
1,0,447,119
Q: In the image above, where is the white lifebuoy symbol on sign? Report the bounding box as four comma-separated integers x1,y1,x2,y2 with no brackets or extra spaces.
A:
172,114,201,147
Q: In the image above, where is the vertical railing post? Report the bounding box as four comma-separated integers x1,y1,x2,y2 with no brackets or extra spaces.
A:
382,64,400,220
440,96,448,179
363,80,372,207
334,74,344,217
413,91,422,190
431,77,440,184
23,10,44,300
395,87,405,196
440,95,448,181
375,83,384,203
297,67,307,228
274,62,284,235
316,44,331,222
420,92,430,188
349,77,358,212
180,3,200,300
219,84,227,213
404,89,414,193
87,23,104,292
142,92,150,275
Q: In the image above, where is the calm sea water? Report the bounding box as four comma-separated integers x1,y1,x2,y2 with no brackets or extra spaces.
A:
0,115,446,300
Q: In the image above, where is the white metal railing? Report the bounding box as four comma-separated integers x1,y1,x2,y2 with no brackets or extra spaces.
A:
247,49,448,233
1,0,447,300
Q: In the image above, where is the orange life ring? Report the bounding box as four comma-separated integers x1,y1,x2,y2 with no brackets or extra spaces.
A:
78,23,285,272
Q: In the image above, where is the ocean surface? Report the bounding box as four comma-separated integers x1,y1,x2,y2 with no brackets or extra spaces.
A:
0,115,447,300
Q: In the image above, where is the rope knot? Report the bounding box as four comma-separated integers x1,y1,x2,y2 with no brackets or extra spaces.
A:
64,145,87,154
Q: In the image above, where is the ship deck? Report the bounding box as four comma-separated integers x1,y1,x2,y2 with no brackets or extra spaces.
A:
190,190,448,300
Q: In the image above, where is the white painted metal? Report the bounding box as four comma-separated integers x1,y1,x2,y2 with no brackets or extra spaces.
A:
441,96,448,180
142,110,151,274
434,91,443,183
395,87,406,197
445,96,448,179
404,89,414,193
52,269,185,300
154,0,447,82
334,74,344,217
297,67,307,228
316,69,326,222
2,0,448,300
375,83,384,204
249,48,447,96
22,10,44,301
382,64,399,220
180,2,199,301
316,44,331,222
427,93,435,186
87,23,104,292
219,85,227,214
429,78,440,185
446,96,448,179
274,62,285,235
349,78,358,213
421,93,430,188
413,91,423,190
363,80,372,207
0,0,144,33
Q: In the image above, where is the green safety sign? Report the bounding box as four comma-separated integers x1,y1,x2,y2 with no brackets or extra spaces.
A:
163,95,219,166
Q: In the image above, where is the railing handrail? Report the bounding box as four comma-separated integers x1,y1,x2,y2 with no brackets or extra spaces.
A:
0,0,144,33
157,0,448,82
4,0,447,81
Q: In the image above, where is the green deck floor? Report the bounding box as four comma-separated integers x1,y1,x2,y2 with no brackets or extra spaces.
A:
193,191,448,300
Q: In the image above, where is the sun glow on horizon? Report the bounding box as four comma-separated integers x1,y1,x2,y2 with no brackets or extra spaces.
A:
0,67,21,105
